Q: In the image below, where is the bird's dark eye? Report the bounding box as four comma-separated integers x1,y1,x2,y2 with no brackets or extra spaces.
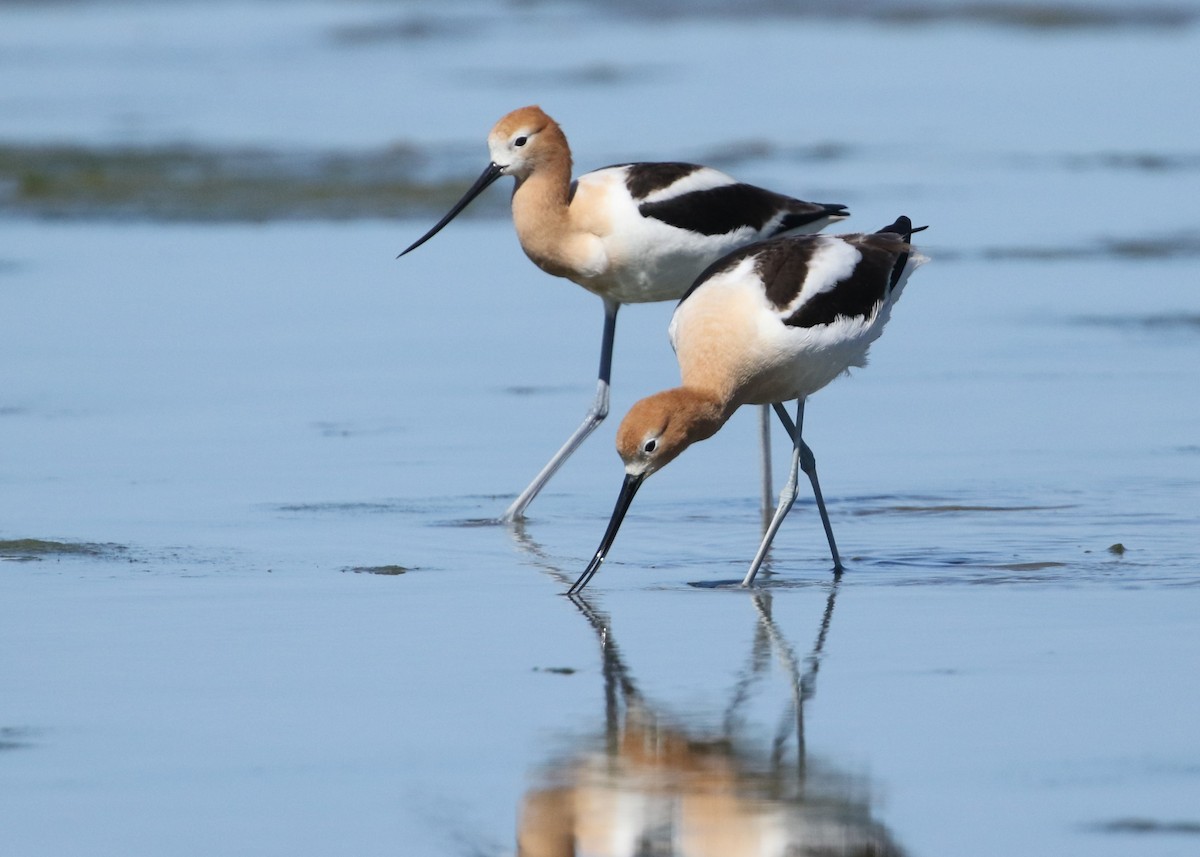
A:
643,439,657,454
513,136,528,147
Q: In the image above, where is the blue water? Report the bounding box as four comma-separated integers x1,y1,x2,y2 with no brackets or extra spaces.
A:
2,2,1199,855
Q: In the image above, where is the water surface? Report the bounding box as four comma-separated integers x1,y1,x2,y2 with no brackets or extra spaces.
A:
2,2,1199,855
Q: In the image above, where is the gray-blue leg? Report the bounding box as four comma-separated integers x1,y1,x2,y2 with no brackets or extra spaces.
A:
800,438,843,573
742,400,842,586
769,402,842,572
743,400,805,586
759,404,774,526
502,299,619,523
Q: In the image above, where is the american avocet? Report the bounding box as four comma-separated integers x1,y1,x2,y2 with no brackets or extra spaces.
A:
399,105,848,522
569,217,928,594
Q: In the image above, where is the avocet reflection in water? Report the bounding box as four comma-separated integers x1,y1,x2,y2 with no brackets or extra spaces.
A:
518,585,902,856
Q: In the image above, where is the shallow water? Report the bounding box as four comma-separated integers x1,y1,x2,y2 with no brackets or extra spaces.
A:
2,2,1200,856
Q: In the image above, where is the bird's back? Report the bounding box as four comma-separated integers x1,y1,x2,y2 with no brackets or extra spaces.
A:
563,163,846,304
670,227,925,406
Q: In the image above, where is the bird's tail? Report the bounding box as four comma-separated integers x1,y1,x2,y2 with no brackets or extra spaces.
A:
876,215,928,241
877,216,928,291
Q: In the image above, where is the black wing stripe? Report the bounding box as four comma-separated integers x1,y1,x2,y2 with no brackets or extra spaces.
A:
678,221,914,321
640,184,791,237
784,242,895,328
621,162,705,200
758,237,821,311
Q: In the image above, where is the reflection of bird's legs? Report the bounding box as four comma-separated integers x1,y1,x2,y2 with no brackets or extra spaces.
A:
722,591,776,737
567,592,641,755
801,575,842,706
741,575,842,779
747,592,806,772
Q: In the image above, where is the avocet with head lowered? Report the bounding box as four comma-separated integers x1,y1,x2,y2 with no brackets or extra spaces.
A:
570,216,928,593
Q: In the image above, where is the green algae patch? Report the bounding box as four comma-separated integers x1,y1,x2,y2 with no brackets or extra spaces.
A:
0,143,506,222
0,727,38,752
0,539,126,561
345,565,412,576
981,232,1200,262
1076,314,1200,333
578,1,1195,30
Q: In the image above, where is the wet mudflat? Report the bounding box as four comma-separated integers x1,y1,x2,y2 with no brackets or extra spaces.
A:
2,2,1199,855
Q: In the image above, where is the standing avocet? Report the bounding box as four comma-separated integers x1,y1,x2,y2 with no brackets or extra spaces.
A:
399,105,848,522
569,216,928,594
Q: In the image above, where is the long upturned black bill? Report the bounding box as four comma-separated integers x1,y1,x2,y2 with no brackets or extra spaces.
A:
568,472,645,595
397,161,505,258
